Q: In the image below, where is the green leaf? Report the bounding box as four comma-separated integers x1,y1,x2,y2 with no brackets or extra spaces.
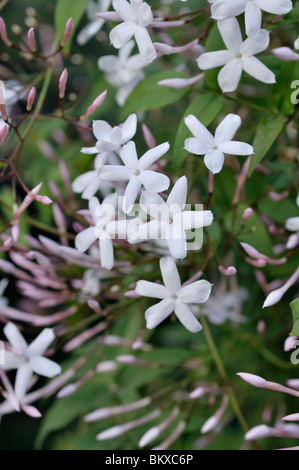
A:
173,93,225,171
248,114,285,176
270,61,299,115
55,0,90,54
120,71,189,119
290,298,299,336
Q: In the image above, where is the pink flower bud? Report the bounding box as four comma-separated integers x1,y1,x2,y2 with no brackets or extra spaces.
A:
95,11,122,21
59,68,68,99
272,47,299,61
218,265,237,276
26,87,36,111
241,208,253,224
283,413,299,422
189,386,206,399
80,90,107,119
27,28,36,52
21,404,42,418
61,18,73,47
142,123,156,149
241,242,262,260
0,123,8,143
245,425,273,441
158,73,204,89
263,288,283,308
245,257,266,268
153,39,199,55
0,17,12,46
269,190,289,201
237,372,268,388
57,383,77,398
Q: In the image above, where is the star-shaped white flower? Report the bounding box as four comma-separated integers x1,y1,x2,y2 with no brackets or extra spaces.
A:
197,18,276,93
110,0,157,63
135,257,212,332
1,322,61,402
75,193,127,270
77,0,112,45
209,0,292,38
184,113,254,174
129,176,213,259
81,113,137,155
72,152,116,200
98,40,147,106
285,193,299,249
98,140,170,213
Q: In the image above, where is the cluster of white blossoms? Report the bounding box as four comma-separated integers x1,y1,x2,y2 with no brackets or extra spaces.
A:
73,111,215,332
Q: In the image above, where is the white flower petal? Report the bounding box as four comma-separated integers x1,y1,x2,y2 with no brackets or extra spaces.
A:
119,140,139,167
110,21,137,49
81,177,102,200
145,298,174,329
4,322,27,351
218,141,254,156
128,219,161,243
242,56,276,84
286,217,299,232
29,356,61,378
15,363,33,401
98,55,120,73
180,210,214,230
75,227,97,253
218,58,243,92
159,256,181,293
215,114,241,144
184,115,214,144
140,190,165,216
100,236,114,270
1,351,22,370
218,17,243,53
204,150,225,174
92,120,112,142
120,114,138,144
72,171,96,194
241,29,270,57
113,0,135,21
138,142,170,170
99,165,133,181
135,280,169,299
184,137,212,155
123,175,141,213
134,26,157,62
174,301,202,333
211,0,246,20
81,146,98,155
177,280,212,304
245,2,262,38
167,176,187,210
139,170,170,193
197,50,234,70
27,329,55,357
255,0,293,15
77,19,104,46
137,1,153,27
167,223,187,260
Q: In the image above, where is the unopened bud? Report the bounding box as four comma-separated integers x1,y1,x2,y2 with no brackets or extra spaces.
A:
0,17,12,46
0,124,8,143
61,18,73,47
59,68,68,99
262,289,283,308
218,265,237,276
80,90,107,119
26,87,36,111
237,372,268,388
241,208,253,225
27,27,36,51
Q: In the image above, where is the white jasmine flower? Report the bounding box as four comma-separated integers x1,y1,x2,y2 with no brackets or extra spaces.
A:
197,18,276,93
75,193,127,270
0,322,61,402
77,0,111,45
285,193,299,249
98,141,170,213
209,0,292,39
72,152,116,200
184,113,254,174
98,40,147,106
129,176,213,259
81,113,137,155
201,287,248,325
110,0,157,62
135,257,212,332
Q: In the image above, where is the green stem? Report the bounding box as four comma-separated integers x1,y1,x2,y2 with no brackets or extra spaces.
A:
199,313,249,433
